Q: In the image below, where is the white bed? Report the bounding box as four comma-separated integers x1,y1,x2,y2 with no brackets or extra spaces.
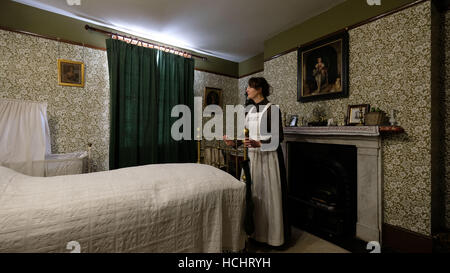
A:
0,163,246,253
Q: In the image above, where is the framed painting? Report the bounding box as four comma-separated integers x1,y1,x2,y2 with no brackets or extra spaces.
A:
297,31,349,102
204,87,222,108
58,59,85,87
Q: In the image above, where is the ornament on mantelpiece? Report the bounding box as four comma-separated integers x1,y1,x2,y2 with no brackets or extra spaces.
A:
356,106,365,126
389,109,397,126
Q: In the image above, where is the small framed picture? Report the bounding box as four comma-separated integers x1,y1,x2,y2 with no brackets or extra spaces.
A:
347,104,370,125
204,87,222,108
289,115,299,127
58,59,84,87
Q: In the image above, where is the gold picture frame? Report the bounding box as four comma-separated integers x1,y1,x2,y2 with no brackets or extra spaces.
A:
297,31,349,102
58,59,85,87
347,104,370,125
203,87,222,108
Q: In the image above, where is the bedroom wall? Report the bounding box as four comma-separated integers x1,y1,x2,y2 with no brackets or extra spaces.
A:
263,2,434,236
195,70,239,147
194,71,239,106
238,53,264,78
0,29,110,172
264,0,418,61
444,9,450,230
0,0,239,78
0,28,240,171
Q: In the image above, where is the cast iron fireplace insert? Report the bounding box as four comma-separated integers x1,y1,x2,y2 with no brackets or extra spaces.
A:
287,142,357,240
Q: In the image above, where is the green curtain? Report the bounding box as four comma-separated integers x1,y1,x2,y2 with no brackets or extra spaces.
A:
157,50,196,163
107,38,195,169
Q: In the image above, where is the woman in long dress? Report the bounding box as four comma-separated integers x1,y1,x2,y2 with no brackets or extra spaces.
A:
224,77,290,247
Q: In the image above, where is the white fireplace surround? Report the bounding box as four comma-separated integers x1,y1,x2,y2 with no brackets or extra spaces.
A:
282,126,382,243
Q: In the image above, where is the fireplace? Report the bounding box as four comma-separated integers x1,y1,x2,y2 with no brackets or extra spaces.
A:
282,126,383,244
288,142,357,239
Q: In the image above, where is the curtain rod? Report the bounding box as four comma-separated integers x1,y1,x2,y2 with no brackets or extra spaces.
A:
85,24,207,61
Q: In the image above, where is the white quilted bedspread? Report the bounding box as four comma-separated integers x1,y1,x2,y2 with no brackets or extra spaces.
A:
0,163,246,253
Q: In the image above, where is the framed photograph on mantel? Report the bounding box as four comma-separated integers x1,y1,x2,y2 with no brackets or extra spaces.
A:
297,31,349,102
347,104,370,125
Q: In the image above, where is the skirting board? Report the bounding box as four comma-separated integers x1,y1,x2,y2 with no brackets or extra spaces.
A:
382,223,432,253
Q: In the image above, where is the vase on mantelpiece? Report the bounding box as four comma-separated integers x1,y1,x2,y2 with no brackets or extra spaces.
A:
389,109,397,126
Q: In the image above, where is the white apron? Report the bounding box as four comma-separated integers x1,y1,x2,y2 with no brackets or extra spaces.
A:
241,103,284,246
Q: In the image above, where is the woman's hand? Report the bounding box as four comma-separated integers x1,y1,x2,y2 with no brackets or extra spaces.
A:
244,138,261,148
223,135,235,147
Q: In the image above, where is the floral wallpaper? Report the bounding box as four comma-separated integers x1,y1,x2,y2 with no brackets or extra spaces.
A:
194,70,239,148
263,2,433,235
194,70,239,106
0,30,241,172
0,29,110,172
444,10,450,230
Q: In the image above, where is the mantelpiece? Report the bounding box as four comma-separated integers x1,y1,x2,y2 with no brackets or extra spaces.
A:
284,126,380,136
283,125,405,136
281,126,395,243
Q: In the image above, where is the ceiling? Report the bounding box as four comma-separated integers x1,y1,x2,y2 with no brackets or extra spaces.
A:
13,0,346,62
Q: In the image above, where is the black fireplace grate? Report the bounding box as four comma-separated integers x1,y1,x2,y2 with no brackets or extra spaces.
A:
287,142,357,239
